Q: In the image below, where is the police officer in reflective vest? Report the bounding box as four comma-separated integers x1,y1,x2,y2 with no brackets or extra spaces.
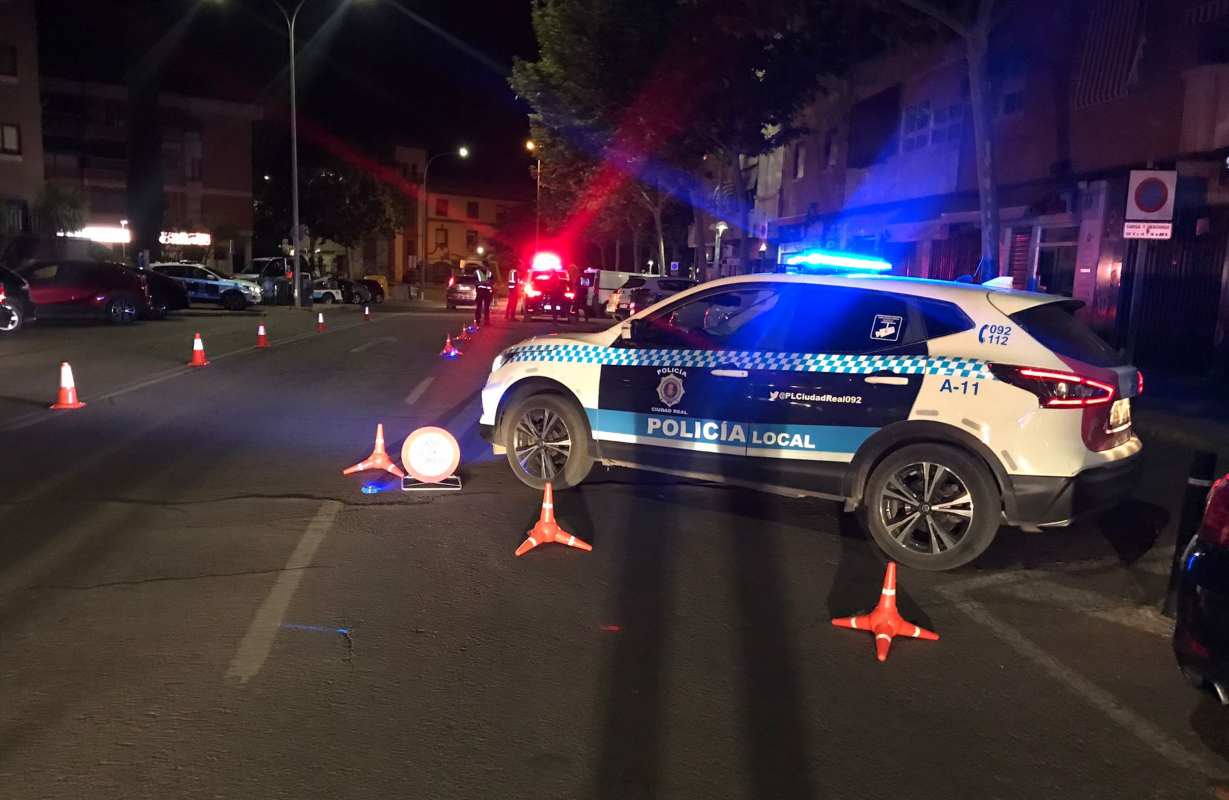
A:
474,266,493,325
504,268,519,321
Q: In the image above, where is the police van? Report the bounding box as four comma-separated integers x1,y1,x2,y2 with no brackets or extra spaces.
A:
478,272,1142,570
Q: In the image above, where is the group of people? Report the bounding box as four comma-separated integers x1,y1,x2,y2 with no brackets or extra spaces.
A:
465,263,588,326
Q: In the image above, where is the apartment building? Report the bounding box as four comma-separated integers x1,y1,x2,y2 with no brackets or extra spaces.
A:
0,0,45,233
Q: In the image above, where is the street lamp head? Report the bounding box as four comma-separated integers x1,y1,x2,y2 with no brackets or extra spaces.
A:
525,140,536,152
457,146,470,159
263,174,271,181
476,245,486,255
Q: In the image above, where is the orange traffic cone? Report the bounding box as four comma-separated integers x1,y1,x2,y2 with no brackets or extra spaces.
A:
50,361,86,410
364,305,372,321
188,332,209,367
515,483,592,556
316,312,326,333
440,335,461,358
832,562,938,662
455,328,471,344
256,323,269,349
342,423,406,478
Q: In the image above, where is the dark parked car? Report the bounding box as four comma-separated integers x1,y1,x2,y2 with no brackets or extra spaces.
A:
446,274,479,309
359,278,385,304
521,268,577,321
132,265,190,319
1174,472,1229,704
16,260,152,325
336,277,372,305
0,265,35,333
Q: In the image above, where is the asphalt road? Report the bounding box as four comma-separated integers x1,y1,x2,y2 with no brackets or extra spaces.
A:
0,302,1225,799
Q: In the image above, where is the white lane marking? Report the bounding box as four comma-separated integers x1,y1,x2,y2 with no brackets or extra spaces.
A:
349,336,396,354
225,500,342,686
404,376,434,406
940,552,1170,595
940,587,1226,779
994,580,1175,638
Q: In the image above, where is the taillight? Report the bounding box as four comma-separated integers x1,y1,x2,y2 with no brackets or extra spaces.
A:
988,364,1115,408
1200,475,1229,548
564,290,575,300
525,285,542,298
448,275,455,288
1136,370,1144,397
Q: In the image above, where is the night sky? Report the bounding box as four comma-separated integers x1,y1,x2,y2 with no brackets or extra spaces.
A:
35,0,538,191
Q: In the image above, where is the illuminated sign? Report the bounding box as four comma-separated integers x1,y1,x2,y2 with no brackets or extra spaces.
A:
782,248,892,272
60,227,212,247
160,231,212,247
531,251,564,271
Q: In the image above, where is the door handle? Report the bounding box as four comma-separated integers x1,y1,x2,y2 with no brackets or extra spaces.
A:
864,375,909,386
712,368,748,378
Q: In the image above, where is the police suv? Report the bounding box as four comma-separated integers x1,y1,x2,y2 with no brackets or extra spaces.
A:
152,263,261,310
479,273,1142,570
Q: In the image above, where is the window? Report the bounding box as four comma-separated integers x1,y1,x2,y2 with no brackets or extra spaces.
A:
901,102,966,151
435,198,449,217
187,157,203,181
847,85,901,168
24,264,59,284
793,143,806,179
0,45,16,79
465,229,479,250
0,124,21,156
639,287,783,351
776,286,918,355
466,201,480,219
434,227,448,250
1010,301,1124,367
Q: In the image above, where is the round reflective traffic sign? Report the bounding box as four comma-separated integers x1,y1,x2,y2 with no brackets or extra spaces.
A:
401,426,460,483
1134,178,1169,214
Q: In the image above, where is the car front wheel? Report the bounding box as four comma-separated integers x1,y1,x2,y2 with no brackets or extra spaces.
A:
105,294,139,325
222,291,247,312
0,302,23,333
503,393,595,490
862,444,1001,571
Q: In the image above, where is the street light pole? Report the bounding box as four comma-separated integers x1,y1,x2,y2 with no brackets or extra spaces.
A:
526,140,540,249
419,146,468,300
268,1,310,306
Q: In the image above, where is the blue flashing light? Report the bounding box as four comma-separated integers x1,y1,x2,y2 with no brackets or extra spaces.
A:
783,249,892,273
361,479,397,494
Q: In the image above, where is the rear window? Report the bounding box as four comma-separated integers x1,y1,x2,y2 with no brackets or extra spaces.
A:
621,277,646,290
454,275,478,284
1010,301,1125,367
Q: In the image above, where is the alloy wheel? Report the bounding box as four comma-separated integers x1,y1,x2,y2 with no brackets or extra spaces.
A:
878,461,975,555
512,407,573,481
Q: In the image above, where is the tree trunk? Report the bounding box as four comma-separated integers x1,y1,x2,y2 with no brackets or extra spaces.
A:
966,8,1000,281
614,238,622,271
631,225,642,273
652,203,666,276
691,192,708,282
728,151,751,277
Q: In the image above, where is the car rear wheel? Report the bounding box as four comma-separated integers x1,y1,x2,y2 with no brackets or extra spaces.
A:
319,294,333,304
0,302,23,333
862,444,1001,571
503,393,594,490
222,291,247,312
105,294,139,325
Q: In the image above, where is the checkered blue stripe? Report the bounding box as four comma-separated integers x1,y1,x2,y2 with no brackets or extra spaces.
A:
504,344,989,379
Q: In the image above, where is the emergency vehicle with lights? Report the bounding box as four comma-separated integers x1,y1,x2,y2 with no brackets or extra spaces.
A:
478,251,1142,570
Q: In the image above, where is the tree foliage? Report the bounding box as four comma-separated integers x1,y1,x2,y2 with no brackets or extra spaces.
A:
33,184,86,235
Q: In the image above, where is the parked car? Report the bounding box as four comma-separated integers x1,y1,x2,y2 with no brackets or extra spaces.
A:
152,263,258,311
0,265,35,333
358,278,385,304
235,256,303,304
312,276,345,304
481,272,1143,570
336,277,372,305
606,275,692,320
133,264,190,318
1174,472,1229,704
446,274,479,309
16,260,152,325
521,267,577,321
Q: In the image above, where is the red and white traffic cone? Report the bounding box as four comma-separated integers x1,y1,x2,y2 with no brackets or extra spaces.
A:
440,336,461,358
256,323,269,349
515,483,592,557
188,332,209,367
316,312,326,333
832,562,938,662
342,423,406,478
50,362,86,410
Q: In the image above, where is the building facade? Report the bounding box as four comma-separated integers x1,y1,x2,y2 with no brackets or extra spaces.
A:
0,0,45,233
41,78,261,268
744,0,1229,372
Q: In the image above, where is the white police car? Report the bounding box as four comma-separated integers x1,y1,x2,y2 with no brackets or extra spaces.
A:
152,263,261,310
479,272,1142,570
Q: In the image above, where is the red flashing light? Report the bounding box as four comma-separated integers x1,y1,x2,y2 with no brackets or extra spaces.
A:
1136,370,1144,397
531,251,563,271
564,290,576,300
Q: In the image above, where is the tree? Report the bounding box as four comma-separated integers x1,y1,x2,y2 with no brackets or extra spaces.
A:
512,1,878,279
33,185,86,236
890,0,1016,279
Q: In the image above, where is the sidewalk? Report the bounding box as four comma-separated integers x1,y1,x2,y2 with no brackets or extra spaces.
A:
1134,370,1229,463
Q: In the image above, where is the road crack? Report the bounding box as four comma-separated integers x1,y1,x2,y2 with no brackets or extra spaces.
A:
28,564,333,592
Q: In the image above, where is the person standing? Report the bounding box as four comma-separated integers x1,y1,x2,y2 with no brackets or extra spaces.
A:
504,267,520,321
474,265,493,325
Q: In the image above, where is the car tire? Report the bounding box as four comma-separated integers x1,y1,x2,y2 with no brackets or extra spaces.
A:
373,293,384,304
222,291,247,312
503,392,595,491
146,304,168,321
105,294,139,325
0,302,23,333
861,443,1001,571
319,294,333,304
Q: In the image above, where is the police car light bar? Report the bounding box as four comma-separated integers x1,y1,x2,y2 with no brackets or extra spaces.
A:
531,251,564,271
783,249,892,272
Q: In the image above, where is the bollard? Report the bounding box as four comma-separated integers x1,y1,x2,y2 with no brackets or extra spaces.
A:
1161,450,1218,618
